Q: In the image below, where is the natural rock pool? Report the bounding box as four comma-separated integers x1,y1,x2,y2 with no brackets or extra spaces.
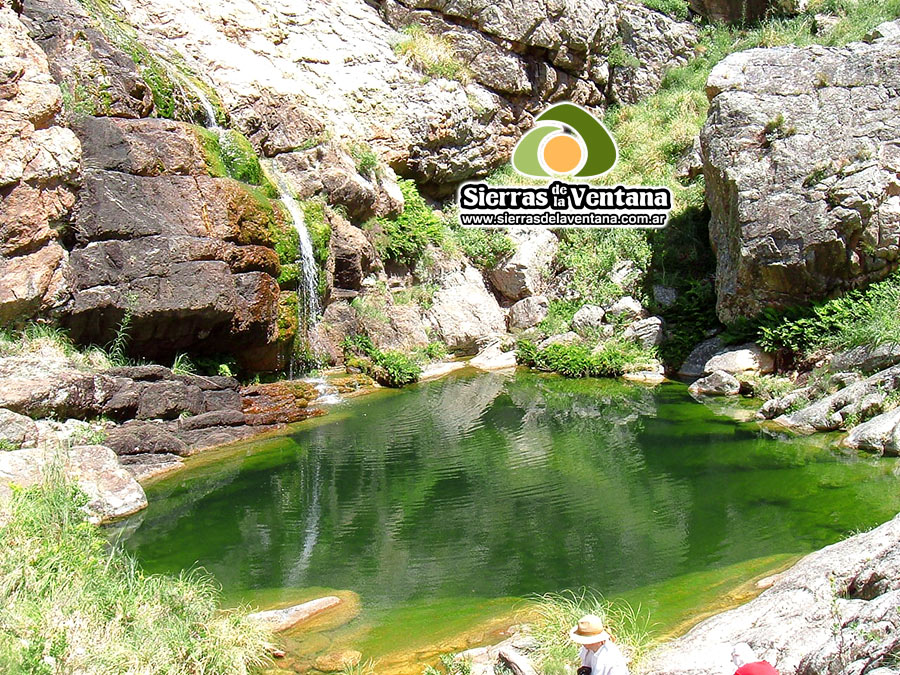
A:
120,371,900,672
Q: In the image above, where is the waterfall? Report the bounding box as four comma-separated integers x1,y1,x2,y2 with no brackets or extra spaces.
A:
181,77,322,368
266,165,321,327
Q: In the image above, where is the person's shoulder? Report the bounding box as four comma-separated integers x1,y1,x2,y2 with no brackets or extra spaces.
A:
736,663,779,675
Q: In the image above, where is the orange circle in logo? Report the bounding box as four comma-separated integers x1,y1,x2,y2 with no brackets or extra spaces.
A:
542,135,582,174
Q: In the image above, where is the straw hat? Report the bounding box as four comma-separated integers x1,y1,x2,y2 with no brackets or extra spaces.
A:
569,615,611,645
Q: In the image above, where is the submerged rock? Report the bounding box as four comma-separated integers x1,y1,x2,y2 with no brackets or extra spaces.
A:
641,511,900,675
247,596,341,633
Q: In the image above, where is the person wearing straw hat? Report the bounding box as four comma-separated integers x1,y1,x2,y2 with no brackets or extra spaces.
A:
569,614,629,675
731,643,778,674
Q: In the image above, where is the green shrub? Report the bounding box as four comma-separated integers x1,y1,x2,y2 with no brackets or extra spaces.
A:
394,25,472,83
727,273,900,357
0,470,272,673
555,229,651,305
451,227,515,270
393,284,439,310
349,141,378,176
656,280,719,368
641,0,690,18
367,180,447,266
199,128,276,197
516,339,656,378
341,334,422,387
536,300,582,337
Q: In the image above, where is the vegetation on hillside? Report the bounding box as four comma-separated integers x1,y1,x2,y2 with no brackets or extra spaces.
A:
393,24,472,84
0,470,273,674
529,590,653,675
721,273,900,359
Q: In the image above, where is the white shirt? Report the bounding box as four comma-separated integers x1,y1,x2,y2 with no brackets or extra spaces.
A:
579,642,630,675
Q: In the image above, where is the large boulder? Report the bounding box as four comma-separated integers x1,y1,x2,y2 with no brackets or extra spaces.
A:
688,370,741,397
701,24,900,322
489,229,557,302
623,316,665,349
841,407,900,456
0,408,40,449
641,512,900,675
507,295,548,331
428,265,505,354
679,336,774,377
571,304,606,335
0,445,147,523
0,6,80,324
329,212,377,292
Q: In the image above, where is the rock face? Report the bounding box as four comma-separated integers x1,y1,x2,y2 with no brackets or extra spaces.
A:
23,0,154,119
427,265,505,354
641,512,900,675
702,23,900,322
0,6,80,324
489,229,557,301
99,0,696,196
0,444,147,523
63,116,285,362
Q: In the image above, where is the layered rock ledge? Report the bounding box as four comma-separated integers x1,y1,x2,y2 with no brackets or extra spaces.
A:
642,512,900,674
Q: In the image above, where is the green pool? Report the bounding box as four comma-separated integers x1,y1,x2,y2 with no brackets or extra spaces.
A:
120,370,900,671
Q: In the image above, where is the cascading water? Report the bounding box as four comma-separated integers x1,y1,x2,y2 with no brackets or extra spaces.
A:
179,76,326,379
266,165,321,327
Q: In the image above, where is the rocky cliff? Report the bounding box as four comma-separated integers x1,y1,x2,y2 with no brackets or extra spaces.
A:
701,22,900,323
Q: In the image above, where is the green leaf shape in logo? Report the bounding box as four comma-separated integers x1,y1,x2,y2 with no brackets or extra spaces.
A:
512,103,618,179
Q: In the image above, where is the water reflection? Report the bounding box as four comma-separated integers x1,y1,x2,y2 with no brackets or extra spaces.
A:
125,372,900,616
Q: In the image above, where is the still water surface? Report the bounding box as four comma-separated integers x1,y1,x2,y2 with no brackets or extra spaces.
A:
122,371,900,670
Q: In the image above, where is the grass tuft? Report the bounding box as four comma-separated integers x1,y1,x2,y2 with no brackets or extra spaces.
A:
394,25,472,83
529,589,653,674
0,467,273,673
